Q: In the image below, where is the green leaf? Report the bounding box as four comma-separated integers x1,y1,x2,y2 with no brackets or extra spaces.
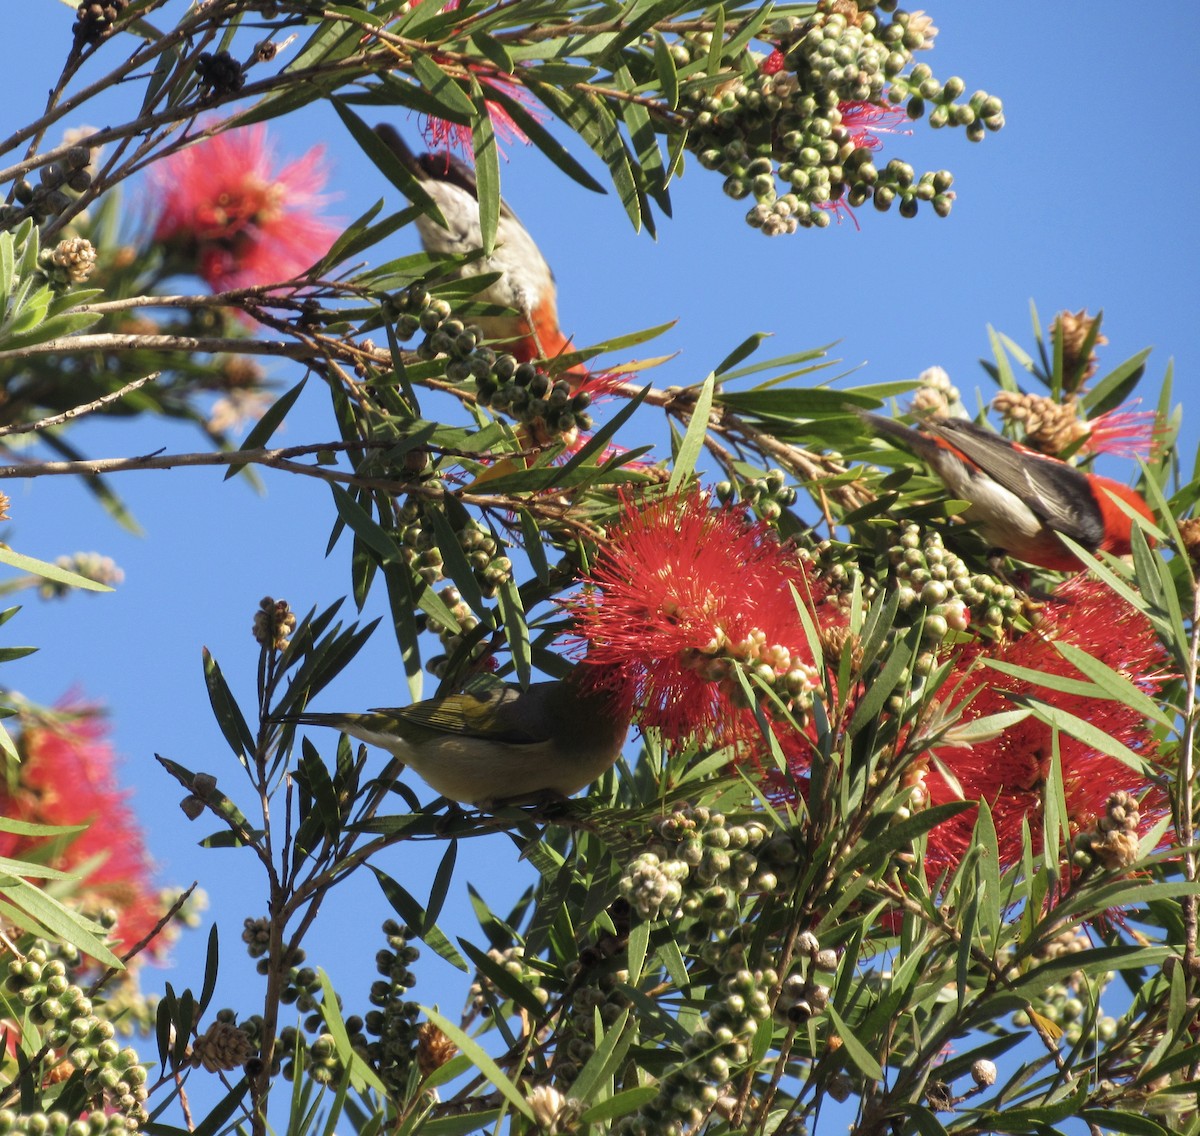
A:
667,372,714,492
316,968,390,1095
469,77,500,254
1,877,122,969
578,1085,659,1124
419,1007,534,1119
370,865,467,970
224,377,307,479
0,545,112,591
332,100,443,221
202,648,256,762
825,1005,884,1081
410,52,477,120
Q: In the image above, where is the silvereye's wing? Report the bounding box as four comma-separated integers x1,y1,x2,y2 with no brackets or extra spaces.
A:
373,672,549,745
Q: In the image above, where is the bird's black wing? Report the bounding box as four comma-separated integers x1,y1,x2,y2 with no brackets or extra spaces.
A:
928,418,1105,546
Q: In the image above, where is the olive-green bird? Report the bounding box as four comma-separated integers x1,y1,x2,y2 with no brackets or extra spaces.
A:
288,665,631,806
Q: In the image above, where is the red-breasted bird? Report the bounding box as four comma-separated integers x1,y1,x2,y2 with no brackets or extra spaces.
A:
374,123,584,378
287,665,630,806
854,409,1155,571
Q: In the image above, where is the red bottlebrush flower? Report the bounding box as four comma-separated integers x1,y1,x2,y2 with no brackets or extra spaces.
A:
570,490,835,748
761,48,786,76
0,704,165,962
150,124,336,292
838,100,911,151
391,0,545,161
914,575,1168,877
1080,401,1163,460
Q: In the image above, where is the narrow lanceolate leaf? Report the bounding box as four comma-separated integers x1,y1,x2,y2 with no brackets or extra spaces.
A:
202,648,256,761
0,545,112,591
667,372,715,492
469,77,500,254
225,377,307,479
419,1007,535,1120
825,1006,884,1082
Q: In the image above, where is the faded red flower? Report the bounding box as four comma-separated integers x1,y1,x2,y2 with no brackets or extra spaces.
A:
912,575,1168,876
571,490,835,748
1081,401,1163,460
150,124,336,292
391,0,545,160
0,704,165,962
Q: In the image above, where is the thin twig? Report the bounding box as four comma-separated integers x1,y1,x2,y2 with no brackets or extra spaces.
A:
0,372,160,438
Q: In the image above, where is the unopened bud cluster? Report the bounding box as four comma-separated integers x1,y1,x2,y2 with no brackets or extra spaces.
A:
676,2,1000,234
390,285,588,439
393,498,512,598
195,51,245,97
888,524,1024,638
38,552,123,598
252,596,296,651
467,945,549,1019
774,930,836,1025
1012,961,1117,1050
0,1112,135,1136
619,806,794,926
1075,790,1141,871
189,1018,255,1073
4,950,148,1126
72,0,129,47
1052,308,1108,390
356,920,423,1094
553,961,632,1085
423,585,488,674
682,622,822,722
40,238,97,288
908,365,962,417
714,467,797,523
992,390,1088,458
3,144,96,228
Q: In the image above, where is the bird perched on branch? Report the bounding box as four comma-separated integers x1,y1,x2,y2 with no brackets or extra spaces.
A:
287,665,630,807
375,123,585,379
854,409,1155,571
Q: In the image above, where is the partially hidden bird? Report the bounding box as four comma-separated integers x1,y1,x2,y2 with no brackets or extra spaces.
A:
287,664,631,807
374,123,585,379
854,409,1155,571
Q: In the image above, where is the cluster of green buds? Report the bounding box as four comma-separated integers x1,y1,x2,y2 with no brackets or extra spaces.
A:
677,3,1000,235
362,920,422,1095
388,285,588,440
774,930,838,1025
0,1112,136,1136
619,806,791,927
393,498,512,596
3,951,148,1126
714,468,797,523
553,963,632,1086
475,356,593,439
617,942,778,1136
889,523,1026,638
682,623,823,722
2,145,96,229
1012,968,1116,1050
428,584,488,668
466,944,549,1021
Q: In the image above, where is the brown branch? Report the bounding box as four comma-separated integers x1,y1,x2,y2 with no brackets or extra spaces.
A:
0,372,160,438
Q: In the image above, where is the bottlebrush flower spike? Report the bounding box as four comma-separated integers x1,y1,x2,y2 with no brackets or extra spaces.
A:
571,490,838,748
0,703,166,961
912,575,1168,876
387,0,544,161
150,124,336,293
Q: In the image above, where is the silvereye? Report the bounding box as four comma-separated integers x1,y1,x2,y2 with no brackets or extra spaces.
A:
290,665,630,806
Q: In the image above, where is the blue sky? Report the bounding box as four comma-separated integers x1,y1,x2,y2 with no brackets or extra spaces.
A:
6,2,1200,1126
